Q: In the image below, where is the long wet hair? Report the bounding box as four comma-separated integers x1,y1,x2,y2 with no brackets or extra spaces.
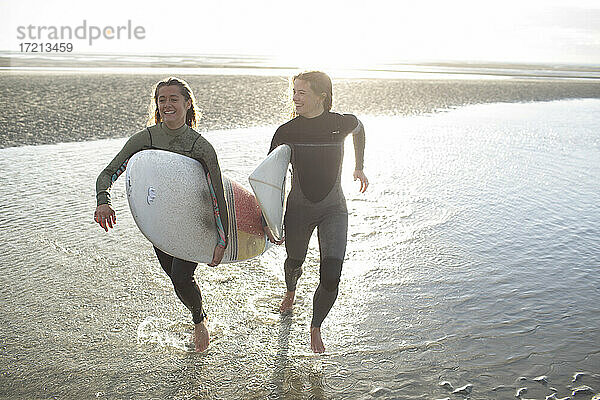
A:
289,71,333,118
147,77,201,129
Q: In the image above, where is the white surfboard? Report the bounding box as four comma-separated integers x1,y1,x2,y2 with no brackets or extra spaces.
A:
248,144,291,241
126,150,269,264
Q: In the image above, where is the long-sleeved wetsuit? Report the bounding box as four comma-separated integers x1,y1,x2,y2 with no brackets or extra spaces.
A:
269,111,365,328
96,122,229,323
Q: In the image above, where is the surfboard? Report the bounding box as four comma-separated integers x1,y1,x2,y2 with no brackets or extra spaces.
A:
125,149,269,264
248,144,291,241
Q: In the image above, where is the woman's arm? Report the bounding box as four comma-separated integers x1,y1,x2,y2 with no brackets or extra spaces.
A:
191,136,229,251
94,129,150,231
95,129,150,206
352,119,365,171
351,119,369,193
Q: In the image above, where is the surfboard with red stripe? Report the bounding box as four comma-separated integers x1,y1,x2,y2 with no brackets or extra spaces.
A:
125,149,269,264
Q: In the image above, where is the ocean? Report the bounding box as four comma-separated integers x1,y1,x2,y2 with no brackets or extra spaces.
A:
0,71,599,399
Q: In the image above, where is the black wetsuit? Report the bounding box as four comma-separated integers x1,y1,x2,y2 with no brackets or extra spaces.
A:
270,111,365,328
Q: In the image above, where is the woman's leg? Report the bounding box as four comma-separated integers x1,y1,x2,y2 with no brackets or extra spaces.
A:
153,247,209,351
310,212,348,353
170,258,206,324
153,246,174,276
153,247,207,324
280,207,315,312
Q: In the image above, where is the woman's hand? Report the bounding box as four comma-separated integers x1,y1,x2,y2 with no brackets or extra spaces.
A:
353,170,369,193
264,224,285,245
208,244,226,267
94,204,116,232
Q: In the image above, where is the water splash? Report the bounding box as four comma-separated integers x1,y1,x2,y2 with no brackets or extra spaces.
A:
136,316,193,352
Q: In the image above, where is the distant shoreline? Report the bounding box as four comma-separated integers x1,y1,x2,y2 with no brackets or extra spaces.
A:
1,52,599,80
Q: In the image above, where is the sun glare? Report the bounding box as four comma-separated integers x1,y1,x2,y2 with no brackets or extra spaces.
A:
2,0,599,65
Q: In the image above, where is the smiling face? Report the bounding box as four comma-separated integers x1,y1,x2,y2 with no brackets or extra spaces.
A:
157,85,191,129
293,79,325,118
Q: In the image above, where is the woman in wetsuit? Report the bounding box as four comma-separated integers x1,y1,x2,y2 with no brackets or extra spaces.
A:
269,71,369,353
93,77,228,352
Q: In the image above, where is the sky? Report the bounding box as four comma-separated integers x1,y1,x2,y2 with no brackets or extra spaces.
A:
2,0,599,67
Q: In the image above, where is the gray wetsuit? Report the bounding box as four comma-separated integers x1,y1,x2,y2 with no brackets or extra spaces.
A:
96,123,229,324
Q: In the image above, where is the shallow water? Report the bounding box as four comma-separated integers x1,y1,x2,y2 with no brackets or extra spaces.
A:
0,99,599,399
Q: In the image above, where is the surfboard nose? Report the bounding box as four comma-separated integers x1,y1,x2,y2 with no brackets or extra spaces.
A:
249,144,291,241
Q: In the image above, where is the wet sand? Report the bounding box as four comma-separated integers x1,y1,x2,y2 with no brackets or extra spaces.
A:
1,71,600,148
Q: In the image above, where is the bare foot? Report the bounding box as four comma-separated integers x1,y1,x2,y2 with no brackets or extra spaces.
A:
279,291,295,313
310,326,325,353
193,320,210,352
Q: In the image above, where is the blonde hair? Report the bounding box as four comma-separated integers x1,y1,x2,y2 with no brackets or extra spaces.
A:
289,71,332,118
147,77,202,129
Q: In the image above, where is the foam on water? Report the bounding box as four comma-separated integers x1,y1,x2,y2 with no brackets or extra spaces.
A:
136,317,195,352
